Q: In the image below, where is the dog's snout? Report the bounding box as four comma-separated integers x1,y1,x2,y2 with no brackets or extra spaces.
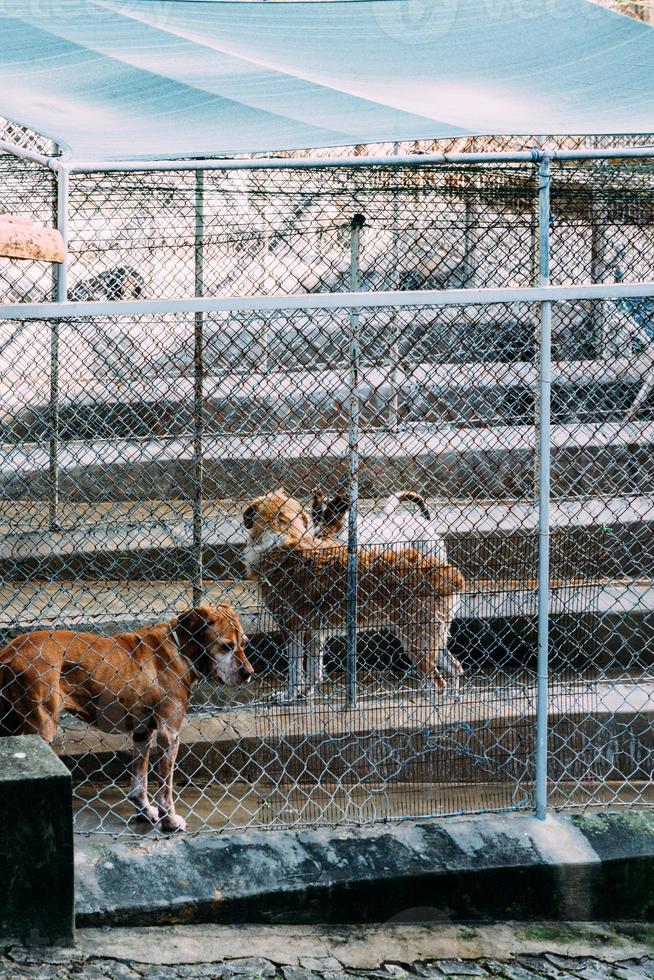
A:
239,662,254,683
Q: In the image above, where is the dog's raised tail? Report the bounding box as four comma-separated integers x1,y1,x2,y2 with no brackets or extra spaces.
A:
385,491,431,521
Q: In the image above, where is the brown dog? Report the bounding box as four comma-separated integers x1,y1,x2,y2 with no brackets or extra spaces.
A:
0,605,253,831
243,488,464,700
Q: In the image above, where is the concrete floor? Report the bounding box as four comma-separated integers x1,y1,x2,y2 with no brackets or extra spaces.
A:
58,676,654,836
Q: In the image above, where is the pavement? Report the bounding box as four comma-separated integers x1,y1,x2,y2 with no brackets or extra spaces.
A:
2,922,654,980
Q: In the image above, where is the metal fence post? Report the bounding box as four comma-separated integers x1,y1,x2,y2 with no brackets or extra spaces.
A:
591,191,609,356
389,143,400,429
346,213,364,707
535,153,552,820
192,170,205,605
50,164,68,531
260,229,271,372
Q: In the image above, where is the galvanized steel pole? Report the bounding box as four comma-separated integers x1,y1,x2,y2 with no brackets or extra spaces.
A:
389,143,400,430
192,170,205,605
346,213,365,707
64,144,654,174
4,281,654,320
535,154,552,820
50,164,68,531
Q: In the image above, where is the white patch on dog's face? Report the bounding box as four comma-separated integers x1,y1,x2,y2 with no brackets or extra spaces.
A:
203,620,252,686
210,646,251,685
242,529,287,572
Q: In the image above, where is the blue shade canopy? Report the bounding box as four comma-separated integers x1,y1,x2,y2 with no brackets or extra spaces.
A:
1,0,654,161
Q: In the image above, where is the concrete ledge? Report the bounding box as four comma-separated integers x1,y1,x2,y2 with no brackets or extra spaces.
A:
4,421,654,501
3,516,653,584
5,357,653,443
0,735,74,946
54,681,654,790
74,811,654,928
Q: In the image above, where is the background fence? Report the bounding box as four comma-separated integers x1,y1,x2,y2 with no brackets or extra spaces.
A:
1,137,654,835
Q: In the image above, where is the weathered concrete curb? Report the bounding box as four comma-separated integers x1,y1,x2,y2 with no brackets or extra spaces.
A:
68,921,654,969
75,811,654,927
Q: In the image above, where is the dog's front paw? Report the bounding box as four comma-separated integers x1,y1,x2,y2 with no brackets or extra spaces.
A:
130,799,161,823
160,812,187,833
271,688,302,705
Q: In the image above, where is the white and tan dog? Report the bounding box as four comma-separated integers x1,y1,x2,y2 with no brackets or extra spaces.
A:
243,488,465,700
311,488,449,562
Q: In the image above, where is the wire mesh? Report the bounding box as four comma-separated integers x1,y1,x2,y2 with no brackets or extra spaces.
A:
0,155,57,302
546,294,654,813
1,146,654,835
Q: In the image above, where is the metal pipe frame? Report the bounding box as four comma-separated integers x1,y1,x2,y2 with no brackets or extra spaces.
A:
49,165,69,531
1,280,653,321
346,213,365,708
1,131,653,823
0,137,57,169
388,142,400,430
535,154,552,820
57,143,654,173
192,170,205,606
2,132,654,175
55,169,69,303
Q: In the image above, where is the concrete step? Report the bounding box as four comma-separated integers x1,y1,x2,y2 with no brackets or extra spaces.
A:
1,496,653,583
1,575,652,671
2,421,654,501
0,306,596,403
54,680,654,797
3,357,654,441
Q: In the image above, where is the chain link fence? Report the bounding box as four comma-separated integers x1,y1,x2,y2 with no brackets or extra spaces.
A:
1,137,654,834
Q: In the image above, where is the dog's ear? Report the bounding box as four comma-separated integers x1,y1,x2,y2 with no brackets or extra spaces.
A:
175,607,212,677
311,488,325,526
215,603,245,640
324,494,349,525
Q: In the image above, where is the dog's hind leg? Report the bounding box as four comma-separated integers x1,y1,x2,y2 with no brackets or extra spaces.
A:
396,619,447,697
15,665,62,742
154,725,186,833
434,598,463,695
278,629,305,702
437,632,463,694
302,629,327,699
129,729,160,823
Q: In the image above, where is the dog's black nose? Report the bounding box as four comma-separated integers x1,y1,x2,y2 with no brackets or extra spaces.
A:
243,505,256,530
